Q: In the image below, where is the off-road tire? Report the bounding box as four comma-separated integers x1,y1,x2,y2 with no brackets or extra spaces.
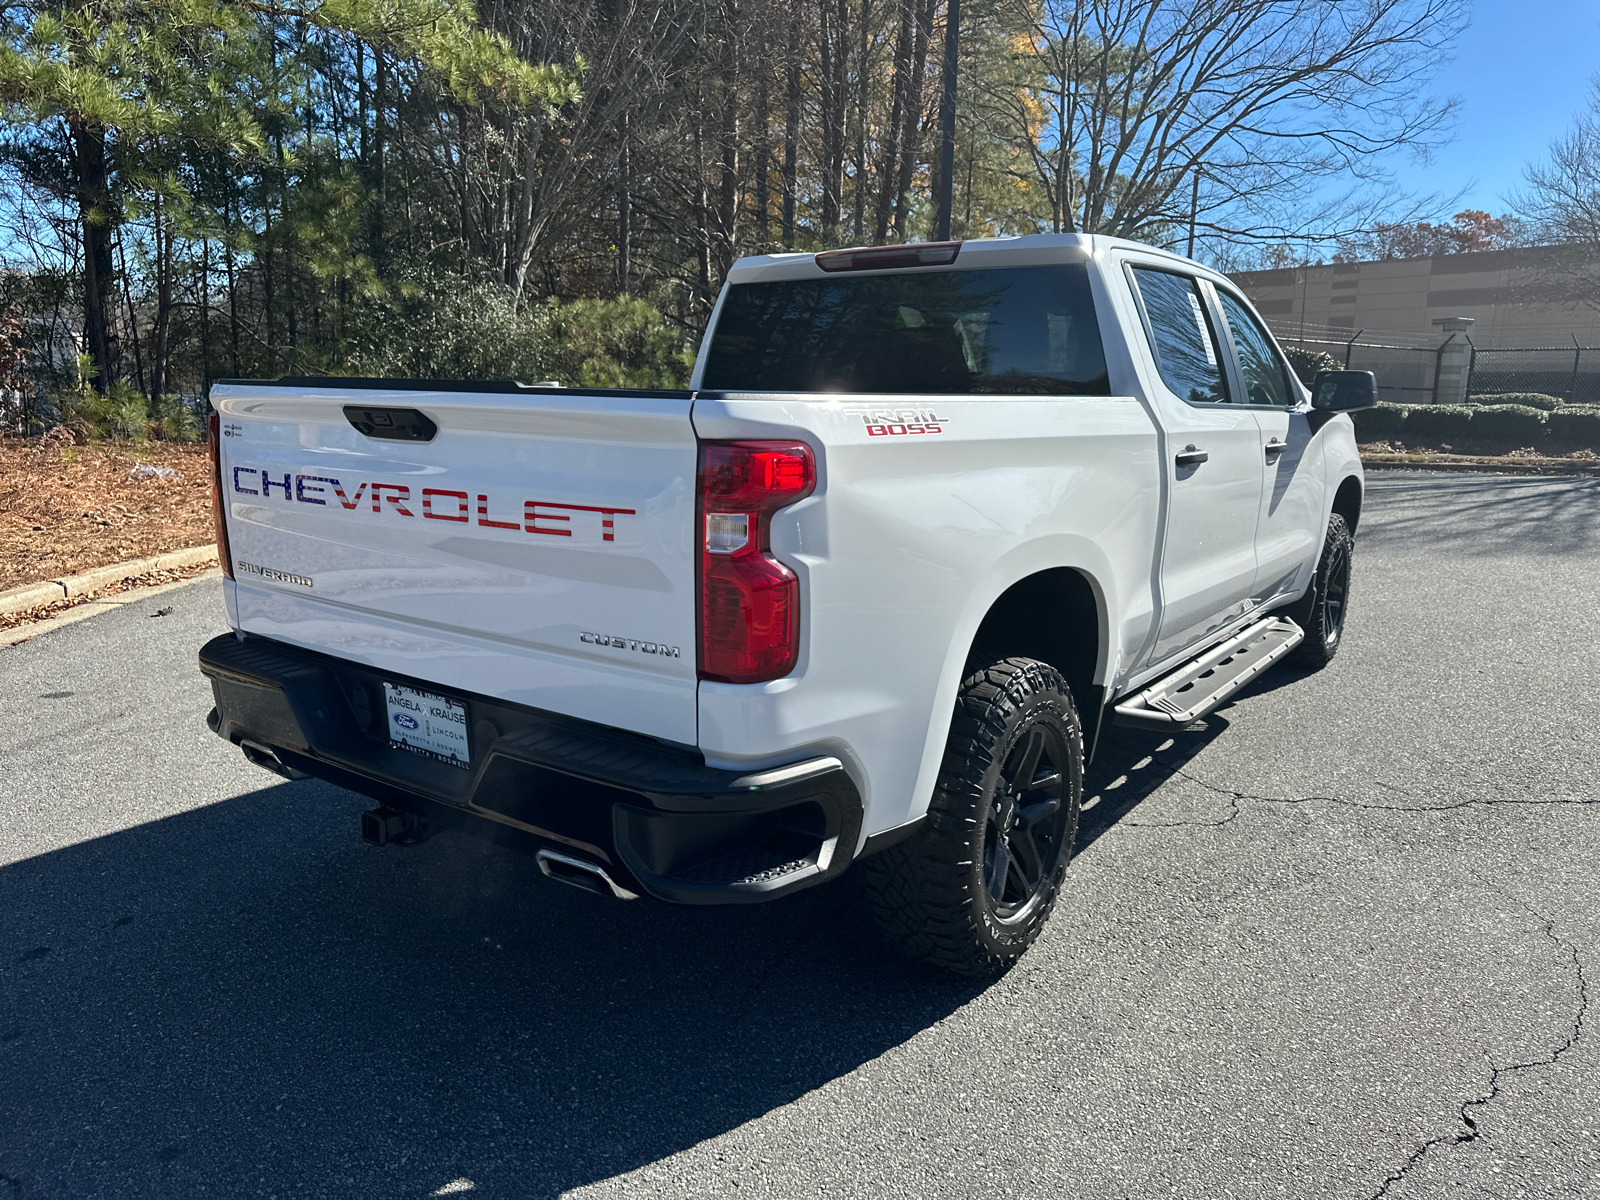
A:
1285,512,1354,670
864,657,1083,977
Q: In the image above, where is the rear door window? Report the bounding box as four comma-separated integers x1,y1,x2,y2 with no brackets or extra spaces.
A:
1131,267,1229,404
701,264,1109,395
1215,290,1296,407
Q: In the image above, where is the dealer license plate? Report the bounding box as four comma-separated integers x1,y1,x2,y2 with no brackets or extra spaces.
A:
383,682,470,767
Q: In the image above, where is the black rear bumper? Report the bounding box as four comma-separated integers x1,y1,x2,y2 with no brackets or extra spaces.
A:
198,633,863,904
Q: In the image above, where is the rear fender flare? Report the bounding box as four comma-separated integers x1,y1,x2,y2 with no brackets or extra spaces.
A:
905,537,1115,823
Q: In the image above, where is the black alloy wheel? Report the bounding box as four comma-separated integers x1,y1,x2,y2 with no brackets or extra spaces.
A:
863,656,1084,976
1287,511,1355,669
983,724,1073,923
1321,535,1351,642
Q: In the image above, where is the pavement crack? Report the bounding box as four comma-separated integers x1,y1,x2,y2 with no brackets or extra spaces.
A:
1108,749,1333,829
1367,904,1588,1199
1107,739,1600,828
1106,741,1596,1195
1121,789,1247,828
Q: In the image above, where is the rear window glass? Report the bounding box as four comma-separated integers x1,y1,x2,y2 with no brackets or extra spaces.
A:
701,264,1110,395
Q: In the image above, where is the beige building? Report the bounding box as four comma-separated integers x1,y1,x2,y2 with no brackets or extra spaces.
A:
1230,247,1600,350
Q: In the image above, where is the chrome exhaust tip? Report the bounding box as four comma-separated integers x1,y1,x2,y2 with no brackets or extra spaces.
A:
536,848,639,901
239,738,309,780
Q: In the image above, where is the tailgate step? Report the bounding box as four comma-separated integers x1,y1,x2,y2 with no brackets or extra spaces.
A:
1113,616,1304,730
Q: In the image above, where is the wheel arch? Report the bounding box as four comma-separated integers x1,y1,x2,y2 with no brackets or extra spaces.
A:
965,566,1108,759
1330,474,1363,534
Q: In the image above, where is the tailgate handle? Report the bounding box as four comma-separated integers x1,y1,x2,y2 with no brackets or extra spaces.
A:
343,406,438,442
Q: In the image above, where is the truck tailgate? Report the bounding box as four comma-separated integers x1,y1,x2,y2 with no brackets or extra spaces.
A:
210,383,698,745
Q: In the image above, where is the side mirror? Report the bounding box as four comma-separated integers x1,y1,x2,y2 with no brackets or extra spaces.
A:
1311,370,1378,412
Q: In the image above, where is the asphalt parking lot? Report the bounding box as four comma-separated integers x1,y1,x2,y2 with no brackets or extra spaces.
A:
2,471,1597,1200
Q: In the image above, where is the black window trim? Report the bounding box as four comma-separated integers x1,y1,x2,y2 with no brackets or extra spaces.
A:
1124,261,1234,407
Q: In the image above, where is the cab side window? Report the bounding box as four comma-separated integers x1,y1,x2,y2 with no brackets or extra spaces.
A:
1131,268,1228,404
1216,290,1295,407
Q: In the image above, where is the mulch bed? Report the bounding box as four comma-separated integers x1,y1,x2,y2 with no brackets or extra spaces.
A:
0,430,213,592
1358,442,1600,475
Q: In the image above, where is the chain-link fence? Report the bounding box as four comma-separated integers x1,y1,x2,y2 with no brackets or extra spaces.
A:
1268,322,1448,404
1269,322,1600,406
1466,346,1600,405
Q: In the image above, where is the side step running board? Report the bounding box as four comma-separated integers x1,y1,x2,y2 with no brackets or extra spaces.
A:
1113,616,1304,731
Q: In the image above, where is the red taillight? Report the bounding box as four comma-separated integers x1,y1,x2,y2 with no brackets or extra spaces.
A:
208,409,234,580
697,440,816,684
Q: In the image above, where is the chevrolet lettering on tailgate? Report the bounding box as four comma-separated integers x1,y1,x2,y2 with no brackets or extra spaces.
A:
231,467,635,542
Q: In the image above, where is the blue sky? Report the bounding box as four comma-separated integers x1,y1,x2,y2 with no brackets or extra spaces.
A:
1398,0,1600,215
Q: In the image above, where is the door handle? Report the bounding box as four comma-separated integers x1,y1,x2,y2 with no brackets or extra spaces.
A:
1264,438,1289,458
1175,446,1209,468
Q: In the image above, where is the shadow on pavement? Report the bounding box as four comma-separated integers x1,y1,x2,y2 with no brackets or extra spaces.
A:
1,705,1217,1198
1076,717,1229,851
0,781,984,1199
1360,473,1600,557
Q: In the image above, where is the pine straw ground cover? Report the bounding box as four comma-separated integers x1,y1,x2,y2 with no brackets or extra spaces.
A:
0,431,213,592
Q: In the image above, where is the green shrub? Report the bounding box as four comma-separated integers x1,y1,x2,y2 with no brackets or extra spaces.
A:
542,298,695,390
1285,346,1342,386
356,278,549,381
93,382,151,441
54,358,150,441
344,285,691,390
149,393,201,442
1402,404,1474,445
1469,392,1564,410
1352,402,1407,439
1469,404,1549,447
1547,406,1600,451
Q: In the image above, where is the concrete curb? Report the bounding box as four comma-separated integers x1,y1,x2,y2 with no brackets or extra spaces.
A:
0,544,218,617
1363,457,1600,477
2,568,223,648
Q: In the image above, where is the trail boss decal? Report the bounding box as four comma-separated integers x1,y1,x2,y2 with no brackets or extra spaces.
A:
843,406,948,437
230,467,635,543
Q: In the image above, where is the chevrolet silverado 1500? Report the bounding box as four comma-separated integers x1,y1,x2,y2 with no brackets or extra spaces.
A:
199,234,1374,975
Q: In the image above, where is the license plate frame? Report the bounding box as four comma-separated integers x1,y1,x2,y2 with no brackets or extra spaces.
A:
382,682,471,768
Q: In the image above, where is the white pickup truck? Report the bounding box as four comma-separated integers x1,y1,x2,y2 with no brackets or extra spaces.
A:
199,233,1374,975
